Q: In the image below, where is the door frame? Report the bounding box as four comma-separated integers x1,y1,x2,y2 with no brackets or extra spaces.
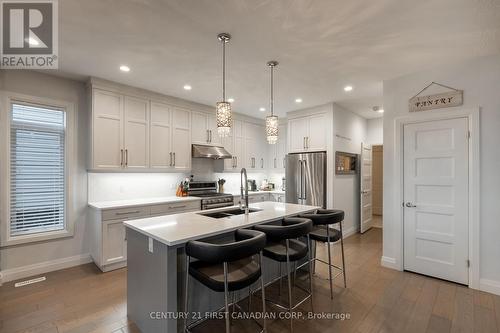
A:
392,107,480,289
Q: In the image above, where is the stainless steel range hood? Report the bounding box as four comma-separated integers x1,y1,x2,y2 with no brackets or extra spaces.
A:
192,144,232,159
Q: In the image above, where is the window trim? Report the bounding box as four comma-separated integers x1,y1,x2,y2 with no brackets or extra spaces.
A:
1,92,76,246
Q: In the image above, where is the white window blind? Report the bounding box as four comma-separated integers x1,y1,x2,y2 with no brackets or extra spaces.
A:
10,103,66,236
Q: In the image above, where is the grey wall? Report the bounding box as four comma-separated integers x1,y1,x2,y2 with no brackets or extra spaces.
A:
382,54,500,287
0,70,89,271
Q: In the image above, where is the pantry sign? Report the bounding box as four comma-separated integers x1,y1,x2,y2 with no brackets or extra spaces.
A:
409,82,463,112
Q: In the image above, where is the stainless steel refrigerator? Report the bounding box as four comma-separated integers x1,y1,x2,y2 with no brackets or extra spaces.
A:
285,152,326,207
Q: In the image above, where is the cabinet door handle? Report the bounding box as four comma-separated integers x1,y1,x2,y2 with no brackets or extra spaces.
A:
125,149,128,166
120,149,124,167
169,152,172,166
303,137,306,149
207,130,210,143
209,130,212,143
306,137,309,149
283,157,286,168
235,156,238,168
274,158,277,168
261,158,264,168
173,152,176,166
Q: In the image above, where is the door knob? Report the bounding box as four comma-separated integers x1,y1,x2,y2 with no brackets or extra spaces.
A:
405,202,417,208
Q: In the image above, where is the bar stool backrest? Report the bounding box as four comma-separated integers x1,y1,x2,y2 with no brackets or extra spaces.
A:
300,209,344,226
254,217,313,242
185,229,266,264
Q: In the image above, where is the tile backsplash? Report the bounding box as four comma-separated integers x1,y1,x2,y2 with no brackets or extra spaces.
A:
88,158,284,202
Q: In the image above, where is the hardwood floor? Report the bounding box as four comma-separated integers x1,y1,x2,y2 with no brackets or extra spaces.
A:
1,228,499,333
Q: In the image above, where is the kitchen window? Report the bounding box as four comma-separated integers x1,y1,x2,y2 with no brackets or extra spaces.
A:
1,96,75,245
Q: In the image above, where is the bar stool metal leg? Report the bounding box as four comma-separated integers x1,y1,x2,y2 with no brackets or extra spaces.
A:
326,227,334,300
184,255,190,333
223,262,231,333
307,235,314,312
340,222,347,287
285,239,293,333
260,251,267,332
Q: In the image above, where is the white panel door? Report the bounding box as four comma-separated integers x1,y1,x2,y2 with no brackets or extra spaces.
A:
307,114,326,151
92,89,123,169
171,107,191,170
403,118,469,284
360,143,373,233
123,96,149,169
191,112,209,144
150,102,172,169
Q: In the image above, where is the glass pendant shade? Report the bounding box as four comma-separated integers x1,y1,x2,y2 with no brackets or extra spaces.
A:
266,115,278,144
216,101,232,137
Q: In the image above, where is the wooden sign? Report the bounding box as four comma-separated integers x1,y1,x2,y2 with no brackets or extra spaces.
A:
409,82,463,112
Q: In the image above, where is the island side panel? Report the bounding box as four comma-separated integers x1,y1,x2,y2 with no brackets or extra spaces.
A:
127,228,178,333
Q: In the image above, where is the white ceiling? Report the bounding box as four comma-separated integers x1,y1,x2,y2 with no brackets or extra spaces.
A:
57,0,500,119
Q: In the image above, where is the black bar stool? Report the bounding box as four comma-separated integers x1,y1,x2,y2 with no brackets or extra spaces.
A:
253,217,313,332
299,209,346,299
184,229,267,333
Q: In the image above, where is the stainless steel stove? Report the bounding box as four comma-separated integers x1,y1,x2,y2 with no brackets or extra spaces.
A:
188,181,234,210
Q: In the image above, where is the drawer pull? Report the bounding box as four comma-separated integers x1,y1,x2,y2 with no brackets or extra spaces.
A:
115,210,141,215
169,205,187,209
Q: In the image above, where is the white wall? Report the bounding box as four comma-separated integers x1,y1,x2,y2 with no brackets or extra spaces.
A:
332,104,368,236
0,70,90,278
366,117,383,144
382,54,500,294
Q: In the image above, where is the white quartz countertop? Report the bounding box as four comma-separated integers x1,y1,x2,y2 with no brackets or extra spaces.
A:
124,202,318,246
88,196,201,210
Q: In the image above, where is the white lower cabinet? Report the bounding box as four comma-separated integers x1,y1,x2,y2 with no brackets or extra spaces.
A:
89,200,200,272
270,193,285,202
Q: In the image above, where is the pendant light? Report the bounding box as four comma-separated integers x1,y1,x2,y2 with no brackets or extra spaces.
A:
216,33,232,137
266,61,279,144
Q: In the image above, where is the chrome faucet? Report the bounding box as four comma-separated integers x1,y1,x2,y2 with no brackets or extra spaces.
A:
240,168,249,215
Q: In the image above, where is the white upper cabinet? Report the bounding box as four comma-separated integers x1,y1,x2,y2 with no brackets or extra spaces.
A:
150,102,172,169
191,112,221,145
244,123,267,170
288,113,326,153
92,89,123,169
221,119,244,171
150,102,191,171
269,124,287,169
171,107,191,170
123,96,149,169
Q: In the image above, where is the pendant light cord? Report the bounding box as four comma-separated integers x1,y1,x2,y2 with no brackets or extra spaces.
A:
270,65,274,116
222,40,226,101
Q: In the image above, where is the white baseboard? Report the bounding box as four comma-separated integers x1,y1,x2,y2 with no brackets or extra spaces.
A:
0,253,92,284
381,256,400,270
479,278,500,296
342,226,358,239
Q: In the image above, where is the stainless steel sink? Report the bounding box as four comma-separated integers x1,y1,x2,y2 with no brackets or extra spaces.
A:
198,207,262,219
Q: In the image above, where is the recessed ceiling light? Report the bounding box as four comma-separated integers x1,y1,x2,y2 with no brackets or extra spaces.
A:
295,98,302,103
259,107,266,112
119,65,130,72
27,37,39,46
372,106,384,113
183,84,192,90
378,109,384,113
344,85,353,92
227,98,235,103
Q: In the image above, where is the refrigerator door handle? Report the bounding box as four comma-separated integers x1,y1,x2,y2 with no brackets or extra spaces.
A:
298,160,303,201
303,159,307,202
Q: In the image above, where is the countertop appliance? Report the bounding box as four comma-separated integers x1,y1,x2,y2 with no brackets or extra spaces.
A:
188,181,234,210
247,179,257,192
285,152,326,208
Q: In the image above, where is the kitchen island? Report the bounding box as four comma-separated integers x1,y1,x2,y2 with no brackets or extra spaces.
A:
124,201,319,333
